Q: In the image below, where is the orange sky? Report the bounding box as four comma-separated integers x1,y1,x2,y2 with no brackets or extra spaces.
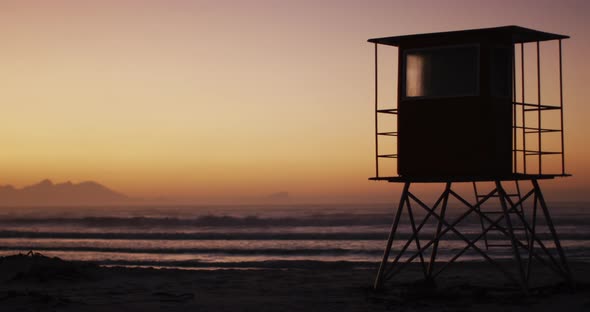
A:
0,0,589,203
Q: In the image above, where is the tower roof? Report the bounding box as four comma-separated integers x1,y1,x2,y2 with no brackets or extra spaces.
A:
368,25,569,47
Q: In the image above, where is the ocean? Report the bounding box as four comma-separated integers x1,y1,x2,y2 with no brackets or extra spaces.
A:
0,202,588,269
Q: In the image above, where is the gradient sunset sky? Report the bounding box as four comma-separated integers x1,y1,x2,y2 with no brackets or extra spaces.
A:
1,0,589,203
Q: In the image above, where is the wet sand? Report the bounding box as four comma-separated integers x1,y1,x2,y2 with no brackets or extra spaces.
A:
0,253,588,311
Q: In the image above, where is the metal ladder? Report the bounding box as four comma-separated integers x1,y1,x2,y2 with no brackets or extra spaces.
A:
473,181,530,249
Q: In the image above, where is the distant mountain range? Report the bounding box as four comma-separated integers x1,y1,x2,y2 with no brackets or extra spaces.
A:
0,179,129,206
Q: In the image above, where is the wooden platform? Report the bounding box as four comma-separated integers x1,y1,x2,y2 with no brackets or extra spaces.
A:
369,174,571,183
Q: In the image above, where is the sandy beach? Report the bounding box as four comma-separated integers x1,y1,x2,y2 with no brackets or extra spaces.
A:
0,253,587,312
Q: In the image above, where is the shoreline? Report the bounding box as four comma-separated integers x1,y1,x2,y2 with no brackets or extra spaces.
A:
0,253,588,311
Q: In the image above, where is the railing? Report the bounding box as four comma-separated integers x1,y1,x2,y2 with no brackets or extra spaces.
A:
373,43,398,179
512,40,566,176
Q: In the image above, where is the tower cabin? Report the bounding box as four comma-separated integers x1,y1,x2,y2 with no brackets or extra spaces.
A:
369,27,573,292
370,26,569,181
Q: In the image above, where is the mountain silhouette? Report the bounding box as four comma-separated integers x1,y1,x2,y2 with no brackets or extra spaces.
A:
0,179,129,206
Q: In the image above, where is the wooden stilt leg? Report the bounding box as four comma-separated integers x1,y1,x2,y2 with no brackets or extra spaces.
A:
532,179,574,289
496,180,529,293
426,182,451,279
374,182,410,290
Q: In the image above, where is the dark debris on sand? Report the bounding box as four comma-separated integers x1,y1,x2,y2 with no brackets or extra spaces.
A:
0,251,99,283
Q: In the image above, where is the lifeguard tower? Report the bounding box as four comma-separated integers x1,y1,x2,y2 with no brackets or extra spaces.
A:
369,26,572,292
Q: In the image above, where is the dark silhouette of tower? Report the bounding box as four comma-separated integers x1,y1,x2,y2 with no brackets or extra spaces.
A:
369,26,572,292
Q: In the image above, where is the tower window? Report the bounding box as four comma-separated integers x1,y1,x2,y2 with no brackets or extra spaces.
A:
404,45,479,98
